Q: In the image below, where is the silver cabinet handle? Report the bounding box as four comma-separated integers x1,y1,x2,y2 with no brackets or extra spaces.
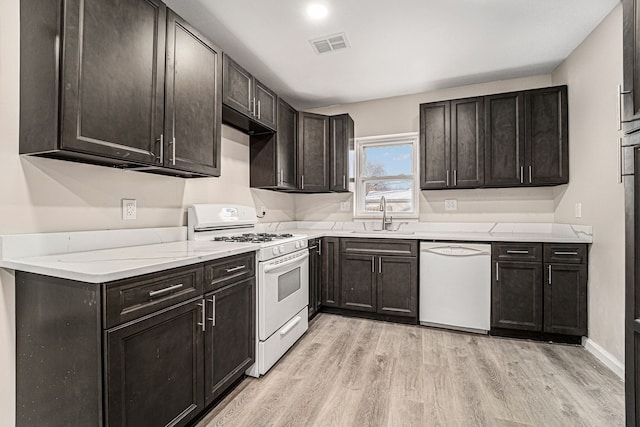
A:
496,262,499,281
453,170,457,187
343,175,346,189
507,250,529,254
619,84,632,129
301,175,305,190
548,265,552,285
149,283,183,298
554,251,578,256
225,265,245,273
197,299,206,331
170,137,176,165
446,170,450,187
378,257,382,274
619,138,623,184
280,169,284,186
520,166,524,184
318,240,322,256
371,256,375,273
257,100,261,119
208,296,216,326
529,165,532,183
252,98,256,116
157,134,164,162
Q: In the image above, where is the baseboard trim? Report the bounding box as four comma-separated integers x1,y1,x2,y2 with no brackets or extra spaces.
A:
582,337,624,380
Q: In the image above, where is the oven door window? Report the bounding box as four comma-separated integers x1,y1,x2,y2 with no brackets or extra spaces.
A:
278,267,301,301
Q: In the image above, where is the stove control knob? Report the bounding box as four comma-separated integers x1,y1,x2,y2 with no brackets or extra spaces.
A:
272,247,278,255
295,241,300,249
279,245,285,253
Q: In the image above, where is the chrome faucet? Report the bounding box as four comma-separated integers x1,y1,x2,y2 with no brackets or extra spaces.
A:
380,196,392,230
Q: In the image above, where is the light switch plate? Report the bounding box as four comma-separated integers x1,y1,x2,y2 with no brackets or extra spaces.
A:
444,199,457,211
575,202,582,218
122,199,137,220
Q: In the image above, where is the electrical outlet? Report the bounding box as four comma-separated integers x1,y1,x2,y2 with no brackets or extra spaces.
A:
575,202,582,218
340,201,350,211
122,199,137,220
444,199,457,211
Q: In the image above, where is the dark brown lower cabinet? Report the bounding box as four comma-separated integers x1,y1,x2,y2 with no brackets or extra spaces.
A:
16,252,255,427
492,260,543,331
491,243,587,337
105,300,204,427
308,238,322,319
337,238,418,321
205,277,255,404
321,237,341,308
341,253,377,312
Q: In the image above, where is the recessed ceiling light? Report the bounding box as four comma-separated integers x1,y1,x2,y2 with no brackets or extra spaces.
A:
306,3,329,20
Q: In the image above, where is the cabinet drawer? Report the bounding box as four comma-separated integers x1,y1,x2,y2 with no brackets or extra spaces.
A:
105,264,204,328
543,244,588,264
341,238,418,257
492,243,542,262
205,252,256,292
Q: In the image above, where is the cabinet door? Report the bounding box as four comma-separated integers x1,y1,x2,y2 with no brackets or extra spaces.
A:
341,253,376,312
377,256,417,318
491,260,542,331
525,86,568,185
543,263,587,335
308,239,320,318
623,0,640,133
204,277,255,405
451,97,484,188
484,92,525,186
298,112,330,192
254,79,277,130
165,11,222,176
60,0,165,164
277,99,298,189
105,299,203,427
223,55,253,117
322,237,341,307
420,101,450,189
330,114,354,192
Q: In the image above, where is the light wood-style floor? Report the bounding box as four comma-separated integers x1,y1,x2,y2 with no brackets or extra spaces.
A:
197,313,624,427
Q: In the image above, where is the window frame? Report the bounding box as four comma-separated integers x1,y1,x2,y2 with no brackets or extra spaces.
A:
353,132,420,219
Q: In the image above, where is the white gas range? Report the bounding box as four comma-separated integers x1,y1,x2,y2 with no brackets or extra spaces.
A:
188,204,309,377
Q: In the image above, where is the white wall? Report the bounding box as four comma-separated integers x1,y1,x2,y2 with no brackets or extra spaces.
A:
552,4,625,365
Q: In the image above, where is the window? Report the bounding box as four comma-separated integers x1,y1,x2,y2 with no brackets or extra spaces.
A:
354,133,419,218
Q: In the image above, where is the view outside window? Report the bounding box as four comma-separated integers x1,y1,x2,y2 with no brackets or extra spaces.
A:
356,135,418,217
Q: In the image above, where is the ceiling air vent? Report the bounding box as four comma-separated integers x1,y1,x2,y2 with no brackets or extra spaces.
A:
310,32,350,55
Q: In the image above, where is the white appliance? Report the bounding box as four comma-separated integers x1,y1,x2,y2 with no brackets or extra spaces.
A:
419,242,491,334
188,204,309,377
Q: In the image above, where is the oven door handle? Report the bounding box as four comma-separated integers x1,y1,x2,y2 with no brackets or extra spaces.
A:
263,252,309,274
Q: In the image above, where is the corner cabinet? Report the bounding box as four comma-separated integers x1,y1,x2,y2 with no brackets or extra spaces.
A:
330,114,354,192
16,253,255,427
485,86,568,187
491,243,587,338
298,112,330,192
20,0,222,178
222,55,277,134
420,97,484,189
339,238,418,320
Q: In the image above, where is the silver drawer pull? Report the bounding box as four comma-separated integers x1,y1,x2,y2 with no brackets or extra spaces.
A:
506,250,529,254
208,296,216,327
553,251,579,256
149,283,184,297
225,265,245,273
548,265,552,285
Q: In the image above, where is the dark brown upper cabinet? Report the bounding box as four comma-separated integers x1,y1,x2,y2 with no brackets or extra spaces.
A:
623,0,640,134
164,11,222,176
329,114,355,192
20,0,222,178
485,86,568,187
250,98,298,190
419,97,484,189
298,112,330,192
222,55,277,134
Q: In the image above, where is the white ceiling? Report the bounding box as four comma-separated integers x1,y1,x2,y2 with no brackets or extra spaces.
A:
164,0,620,110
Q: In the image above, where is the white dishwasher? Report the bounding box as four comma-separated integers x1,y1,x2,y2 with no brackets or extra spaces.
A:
419,242,491,334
